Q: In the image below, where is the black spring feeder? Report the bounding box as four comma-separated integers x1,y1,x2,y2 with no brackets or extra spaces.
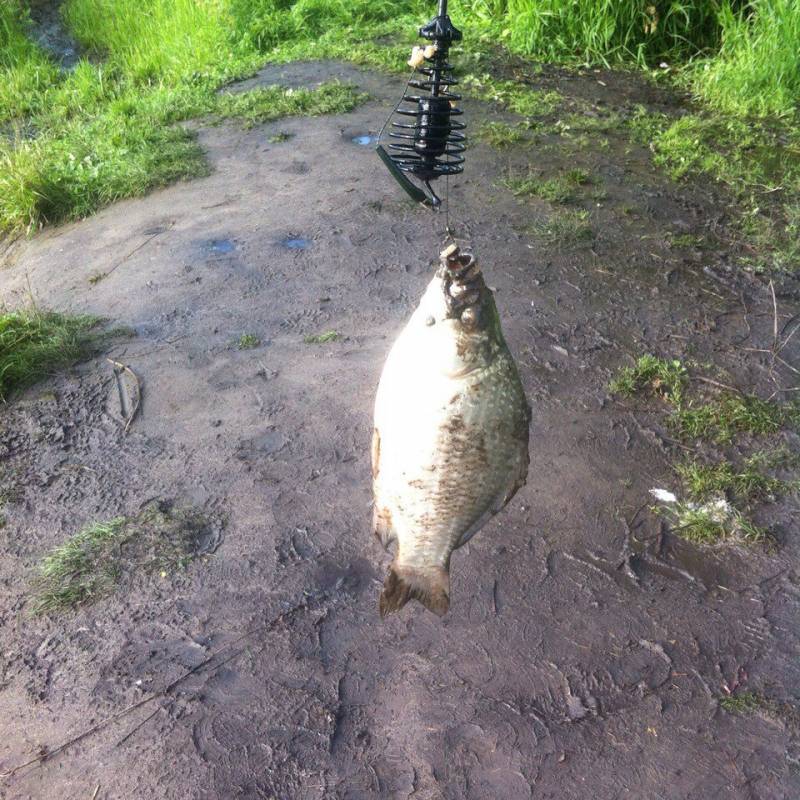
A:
376,0,465,209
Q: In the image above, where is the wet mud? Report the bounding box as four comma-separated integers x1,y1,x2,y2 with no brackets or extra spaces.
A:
26,1,81,70
1,61,799,799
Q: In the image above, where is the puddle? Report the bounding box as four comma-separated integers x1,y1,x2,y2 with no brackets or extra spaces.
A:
351,134,378,146
208,239,236,254
281,236,312,250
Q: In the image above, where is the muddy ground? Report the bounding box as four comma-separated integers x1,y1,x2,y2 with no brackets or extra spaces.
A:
1,60,799,799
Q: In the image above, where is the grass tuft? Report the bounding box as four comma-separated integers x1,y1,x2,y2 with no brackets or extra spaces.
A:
675,457,795,502
528,209,592,247
654,497,767,546
0,308,104,400
609,354,687,406
462,75,561,117
719,691,765,714
610,356,799,443
304,330,340,344
675,394,800,443
31,502,216,614
475,121,526,149
32,517,128,613
691,0,800,118
669,233,706,249
236,333,261,350
504,168,591,204
216,82,367,129
268,131,294,143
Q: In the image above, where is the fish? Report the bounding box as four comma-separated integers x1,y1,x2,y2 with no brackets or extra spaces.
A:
372,243,530,616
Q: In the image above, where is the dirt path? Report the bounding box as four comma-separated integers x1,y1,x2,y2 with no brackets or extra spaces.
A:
1,61,799,799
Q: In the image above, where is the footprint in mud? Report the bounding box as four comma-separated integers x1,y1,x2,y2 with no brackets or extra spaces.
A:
275,525,319,566
192,710,262,764
312,557,376,599
237,429,287,460
283,161,310,174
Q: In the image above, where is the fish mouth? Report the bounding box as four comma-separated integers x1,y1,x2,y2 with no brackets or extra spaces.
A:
438,244,486,330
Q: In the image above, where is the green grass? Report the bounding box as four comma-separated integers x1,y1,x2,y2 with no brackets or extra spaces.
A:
628,107,800,273
0,2,61,121
303,330,340,344
505,168,591,204
467,1,800,117
0,0,370,236
615,357,800,546
461,75,561,117
608,354,688,406
475,121,526,149
691,0,800,118
628,108,800,191
1,0,799,235
491,0,723,66
556,111,623,136
233,0,800,123
719,691,765,714
0,308,104,400
669,233,706,249
268,131,294,143
236,333,261,349
654,498,767,546
2,111,211,235
0,75,365,234
609,355,800,442
233,0,428,73
676,394,800,443
675,457,796,502
528,208,592,247
217,82,365,128
32,517,127,613
31,503,214,613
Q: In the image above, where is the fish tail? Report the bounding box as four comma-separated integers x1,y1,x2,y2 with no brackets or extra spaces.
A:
379,563,450,617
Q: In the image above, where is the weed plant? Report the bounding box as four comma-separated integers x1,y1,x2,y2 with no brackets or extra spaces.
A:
0,308,103,400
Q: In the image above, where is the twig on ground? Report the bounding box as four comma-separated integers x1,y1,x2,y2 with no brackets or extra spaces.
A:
690,375,742,395
115,706,162,747
770,279,779,350
91,224,173,283
107,359,141,433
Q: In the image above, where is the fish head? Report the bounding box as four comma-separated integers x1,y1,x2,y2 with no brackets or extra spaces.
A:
412,245,505,377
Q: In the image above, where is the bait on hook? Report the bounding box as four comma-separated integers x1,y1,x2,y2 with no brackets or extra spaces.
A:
376,0,465,209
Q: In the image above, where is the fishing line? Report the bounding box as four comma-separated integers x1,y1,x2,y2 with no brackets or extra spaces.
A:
377,68,416,144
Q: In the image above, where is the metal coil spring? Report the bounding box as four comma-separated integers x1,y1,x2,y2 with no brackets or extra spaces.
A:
386,53,465,184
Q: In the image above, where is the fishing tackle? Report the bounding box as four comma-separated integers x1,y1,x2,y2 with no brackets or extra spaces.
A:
376,0,465,209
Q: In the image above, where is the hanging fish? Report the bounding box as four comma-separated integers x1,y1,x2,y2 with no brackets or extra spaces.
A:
372,244,531,616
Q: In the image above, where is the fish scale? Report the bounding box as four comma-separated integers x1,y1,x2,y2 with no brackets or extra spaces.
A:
373,245,531,616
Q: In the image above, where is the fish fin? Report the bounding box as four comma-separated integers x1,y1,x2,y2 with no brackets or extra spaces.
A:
379,564,450,617
456,456,529,550
372,505,396,548
455,508,494,549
